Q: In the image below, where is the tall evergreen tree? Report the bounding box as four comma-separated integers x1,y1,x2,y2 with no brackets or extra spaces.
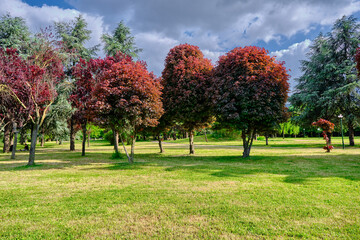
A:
0,13,31,54
101,21,141,57
291,16,360,146
54,15,99,151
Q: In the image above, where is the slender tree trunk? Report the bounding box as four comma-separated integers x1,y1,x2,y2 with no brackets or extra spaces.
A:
59,139,62,145
87,131,90,148
189,130,195,154
265,134,269,146
70,116,76,151
56,138,58,144
327,133,332,145
172,132,177,141
81,122,87,156
11,122,18,159
20,128,26,145
204,129,208,142
348,122,355,146
40,135,45,147
28,123,39,166
120,133,132,163
3,123,11,153
185,132,189,138
130,135,136,162
158,134,164,153
113,129,119,153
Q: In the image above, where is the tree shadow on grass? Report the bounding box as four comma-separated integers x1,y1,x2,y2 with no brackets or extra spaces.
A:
0,147,359,184
161,153,360,184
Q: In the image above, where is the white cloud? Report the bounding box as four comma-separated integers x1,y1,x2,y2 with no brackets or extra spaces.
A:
271,39,312,92
0,0,106,54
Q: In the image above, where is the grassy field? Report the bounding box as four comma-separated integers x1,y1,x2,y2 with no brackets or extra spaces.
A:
0,136,359,239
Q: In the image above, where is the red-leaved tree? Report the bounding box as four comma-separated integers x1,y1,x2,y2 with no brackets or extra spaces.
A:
162,44,214,154
95,54,163,163
71,58,104,156
213,46,289,158
312,119,335,152
0,48,33,157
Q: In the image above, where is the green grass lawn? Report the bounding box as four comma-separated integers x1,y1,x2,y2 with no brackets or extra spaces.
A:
0,136,359,239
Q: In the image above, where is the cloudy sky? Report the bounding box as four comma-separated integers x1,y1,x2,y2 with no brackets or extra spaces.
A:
1,0,360,92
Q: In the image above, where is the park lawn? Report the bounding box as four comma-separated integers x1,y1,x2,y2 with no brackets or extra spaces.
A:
0,137,359,239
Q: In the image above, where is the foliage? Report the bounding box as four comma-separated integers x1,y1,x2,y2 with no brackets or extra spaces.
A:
290,16,360,145
312,119,335,152
102,21,142,57
54,15,98,61
95,53,163,162
162,44,214,131
0,13,31,55
213,46,289,157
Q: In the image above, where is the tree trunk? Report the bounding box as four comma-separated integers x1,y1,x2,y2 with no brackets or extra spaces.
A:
265,134,269,146
56,138,58,144
204,129,208,142
19,128,26,145
81,122,87,156
348,122,355,146
189,130,195,154
327,133,332,145
70,116,76,151
185,132,189,138
28,123,39,166
120,133,132,163
172,132,177,141
87,131,90,148
158,134,164,153
130,135,136,162
113,129,119,153
164,133,168,141
40,135,45,147
242,129,255,158
11,122,18,159
3,123,11,153
59,139,62,145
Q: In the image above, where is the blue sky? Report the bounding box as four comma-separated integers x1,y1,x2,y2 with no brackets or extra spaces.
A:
2,0,360,92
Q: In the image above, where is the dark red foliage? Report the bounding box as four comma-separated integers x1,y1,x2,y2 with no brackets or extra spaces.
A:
214,46,289,128
162,44,214,131
95,54,163,130
0,48,44,126
312,119,335,152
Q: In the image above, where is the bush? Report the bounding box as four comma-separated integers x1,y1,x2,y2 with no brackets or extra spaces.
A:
104,130,114,145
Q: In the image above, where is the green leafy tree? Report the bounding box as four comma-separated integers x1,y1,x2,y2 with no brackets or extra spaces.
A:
101,21,141,57
291,16,360,146
0,13,31,54
54,15,99,151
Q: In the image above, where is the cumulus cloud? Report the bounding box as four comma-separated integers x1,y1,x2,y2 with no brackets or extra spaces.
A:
0,0,106,54
2,0,360,79
271,39,312,92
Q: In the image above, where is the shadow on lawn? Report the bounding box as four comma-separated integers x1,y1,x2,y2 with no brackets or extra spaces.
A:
0,147,359,184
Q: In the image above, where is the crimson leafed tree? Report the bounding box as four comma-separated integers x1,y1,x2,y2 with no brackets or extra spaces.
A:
162,44,214,154
312,119,335,152
0,48,33,157
71,58,104,156
213,46,289,158
95,54,163,163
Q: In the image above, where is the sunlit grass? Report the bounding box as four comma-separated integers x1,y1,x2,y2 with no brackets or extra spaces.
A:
0,136,359,239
